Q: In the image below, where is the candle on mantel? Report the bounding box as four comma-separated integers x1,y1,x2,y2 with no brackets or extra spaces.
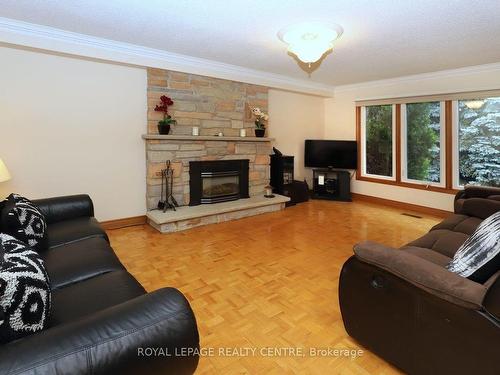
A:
240,129,246,137
264,185,274,198
192,126,199,136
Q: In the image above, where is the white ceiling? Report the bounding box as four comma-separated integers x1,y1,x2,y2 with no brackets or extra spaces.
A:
1,0,499,86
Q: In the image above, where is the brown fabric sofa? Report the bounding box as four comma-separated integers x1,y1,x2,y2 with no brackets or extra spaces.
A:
339,186,500,375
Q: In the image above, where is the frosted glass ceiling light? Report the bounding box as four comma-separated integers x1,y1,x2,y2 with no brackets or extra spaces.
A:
278,22,343,65
465,100,485,109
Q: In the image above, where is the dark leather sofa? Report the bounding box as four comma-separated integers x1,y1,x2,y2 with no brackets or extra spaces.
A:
339,186,500,375
0,195,199,375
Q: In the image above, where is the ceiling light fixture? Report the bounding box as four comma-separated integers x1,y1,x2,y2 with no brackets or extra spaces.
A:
464,100,485,109
278,22,343,66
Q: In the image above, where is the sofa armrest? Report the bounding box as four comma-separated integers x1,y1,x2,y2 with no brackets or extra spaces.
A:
0,288,200,375
461,198,500,219
33,194,95,224
354,241,487,309
484,271,500,320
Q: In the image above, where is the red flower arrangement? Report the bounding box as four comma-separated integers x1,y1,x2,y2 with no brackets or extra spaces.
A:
154,95,176,134
155,95,174,116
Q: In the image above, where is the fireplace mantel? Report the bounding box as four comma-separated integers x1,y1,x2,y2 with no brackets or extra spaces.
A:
142,134,274,142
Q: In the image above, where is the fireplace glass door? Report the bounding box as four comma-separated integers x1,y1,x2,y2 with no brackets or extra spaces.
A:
189,159,249,206
201,171,240,203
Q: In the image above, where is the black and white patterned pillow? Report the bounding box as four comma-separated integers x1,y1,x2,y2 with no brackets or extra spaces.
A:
1,194,48,252
0,233,51,344
446,211,500,283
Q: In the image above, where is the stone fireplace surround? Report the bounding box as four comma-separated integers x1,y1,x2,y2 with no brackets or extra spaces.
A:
144,134,273,210
145,68,273,210
143,68,290,232
143,134,290,233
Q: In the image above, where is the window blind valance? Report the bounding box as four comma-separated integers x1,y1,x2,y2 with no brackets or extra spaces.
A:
355,89,500,106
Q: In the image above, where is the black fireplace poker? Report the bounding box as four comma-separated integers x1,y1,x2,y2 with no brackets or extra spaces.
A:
158,160,179,212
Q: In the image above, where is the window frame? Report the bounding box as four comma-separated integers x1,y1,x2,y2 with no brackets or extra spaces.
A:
355,103,457,194
400,101,446,188
360,104,397,181
356,91,500,193
452,100,461,189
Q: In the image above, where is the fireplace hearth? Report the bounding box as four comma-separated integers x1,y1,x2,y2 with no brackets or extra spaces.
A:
189,160,249,206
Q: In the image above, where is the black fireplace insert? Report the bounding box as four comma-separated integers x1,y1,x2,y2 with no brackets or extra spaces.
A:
189,159,249,206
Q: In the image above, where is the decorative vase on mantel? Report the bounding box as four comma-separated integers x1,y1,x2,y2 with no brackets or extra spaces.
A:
255,128,266,138
158,122,172,135
251,107,269,138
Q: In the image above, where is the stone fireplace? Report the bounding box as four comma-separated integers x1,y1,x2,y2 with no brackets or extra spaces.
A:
144,67,272,210
189,159,249,205
144,136,272,210
143,68,290,233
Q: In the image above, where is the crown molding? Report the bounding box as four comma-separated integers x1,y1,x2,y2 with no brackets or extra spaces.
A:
0,17,335,97
334,62,500,94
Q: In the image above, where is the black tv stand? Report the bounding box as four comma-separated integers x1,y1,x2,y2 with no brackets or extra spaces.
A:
311,168,352,202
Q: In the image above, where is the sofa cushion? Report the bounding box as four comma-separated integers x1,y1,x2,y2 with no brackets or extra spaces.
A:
0,234,51,344
461,198,500,220
50,270,145,326
446,212,500,283
1,194,48,252
407,229,470,258
431,214,482,235
461,185,500,199
42,237,124,290
431,214,468,231
455,186,500,214
47,217,108,248
400,246,452,267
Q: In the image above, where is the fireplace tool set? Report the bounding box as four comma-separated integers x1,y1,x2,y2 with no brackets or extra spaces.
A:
158,160,179,212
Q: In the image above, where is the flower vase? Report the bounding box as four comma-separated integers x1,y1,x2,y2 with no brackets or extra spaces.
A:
255,129,265,137
158,123,171,135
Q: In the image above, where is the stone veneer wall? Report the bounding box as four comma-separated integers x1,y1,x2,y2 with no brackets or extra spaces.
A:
145,69,271,210
147,68,268,136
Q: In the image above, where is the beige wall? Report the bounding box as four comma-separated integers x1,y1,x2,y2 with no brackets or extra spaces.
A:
0,46,147,221
0,46,326,220
324,66,500,211
268,89,325,184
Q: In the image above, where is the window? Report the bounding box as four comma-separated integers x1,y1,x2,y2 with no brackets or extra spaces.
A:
356,91,500,193
361,105,395,179
401,102,445,186
453,97,500,188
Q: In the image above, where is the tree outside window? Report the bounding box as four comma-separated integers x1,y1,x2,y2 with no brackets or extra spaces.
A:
365,105,393,177
458,98,500,187
405,102,441,183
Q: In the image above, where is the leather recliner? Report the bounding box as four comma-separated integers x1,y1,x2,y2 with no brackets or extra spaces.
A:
339,186,500,375
0,195,200,375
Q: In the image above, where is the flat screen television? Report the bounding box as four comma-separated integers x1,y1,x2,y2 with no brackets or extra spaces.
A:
304,140,357,169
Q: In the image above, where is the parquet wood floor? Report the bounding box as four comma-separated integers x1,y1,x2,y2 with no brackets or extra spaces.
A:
107,199,441,374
